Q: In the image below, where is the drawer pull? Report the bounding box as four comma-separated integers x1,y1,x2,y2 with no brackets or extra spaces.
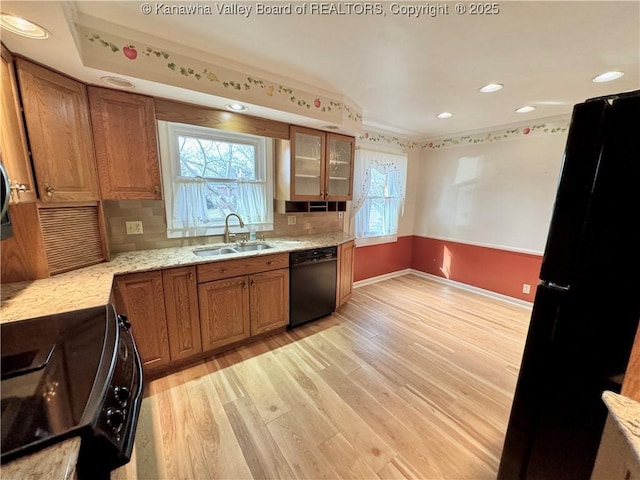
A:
266,261,273,265
219,268,227,273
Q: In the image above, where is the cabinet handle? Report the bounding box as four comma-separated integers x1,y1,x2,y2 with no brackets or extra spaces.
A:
189,272,194,281
251,279,256,287
9,181,27,202
154,185,161,196
266,261,273,265
243,281,248,289
45,184,55,198
219,268,227,273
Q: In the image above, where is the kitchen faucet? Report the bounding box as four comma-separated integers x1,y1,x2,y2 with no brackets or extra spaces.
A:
223,213,245,243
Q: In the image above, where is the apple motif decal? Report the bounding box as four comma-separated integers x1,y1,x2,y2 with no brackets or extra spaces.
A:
313,98,321,108
123,45,138,60
523,127,531,135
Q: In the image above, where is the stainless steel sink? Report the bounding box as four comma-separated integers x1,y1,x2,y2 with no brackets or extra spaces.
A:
193,247,238,257
193,243,273,256
233,243,273,252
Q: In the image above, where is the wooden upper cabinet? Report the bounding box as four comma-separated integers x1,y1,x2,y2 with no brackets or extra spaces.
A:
88,87,162,200
325,133,354,201
289,126,326,201
277,126,355,202
15,58,99,202
0,47,36,203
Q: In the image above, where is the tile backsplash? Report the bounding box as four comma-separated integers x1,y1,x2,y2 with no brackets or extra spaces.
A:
103,200,345,253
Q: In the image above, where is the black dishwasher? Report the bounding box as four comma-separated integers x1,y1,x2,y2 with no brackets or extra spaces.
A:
289,247,337,327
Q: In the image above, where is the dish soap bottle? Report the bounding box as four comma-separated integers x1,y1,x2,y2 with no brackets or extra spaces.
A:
249,225,257,241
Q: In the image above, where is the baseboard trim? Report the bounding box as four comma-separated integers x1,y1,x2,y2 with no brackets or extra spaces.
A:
353,269,413,288
354,268,533,309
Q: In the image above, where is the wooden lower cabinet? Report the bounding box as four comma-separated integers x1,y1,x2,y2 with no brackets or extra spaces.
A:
250,269,289,335
114,254,290,373
336,240,355,308
198,268,289,351
114,271,170,369
162,266,202,361
198,276,251,351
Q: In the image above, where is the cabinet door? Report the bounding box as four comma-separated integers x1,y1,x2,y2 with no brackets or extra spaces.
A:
326,133,354,201
88,87,162,200
114,272,171,369
162,266,202,362
336,240,355,308
15,58,99,202
290,126,325,201
198,276,250,351
250,268,289,335
0,48,36,203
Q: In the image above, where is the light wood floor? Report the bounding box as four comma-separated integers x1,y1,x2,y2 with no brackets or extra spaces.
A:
115,274,532,480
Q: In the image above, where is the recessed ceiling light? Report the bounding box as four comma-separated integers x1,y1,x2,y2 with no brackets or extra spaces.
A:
226,103,247,112
436,112,453,119
323,125,339,130
100,76,135,89
515,105,536,114
0,13,49,39
479,83,504,93
592,71,624,83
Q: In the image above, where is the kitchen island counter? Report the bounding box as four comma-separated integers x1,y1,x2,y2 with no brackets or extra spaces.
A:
1,232,353,323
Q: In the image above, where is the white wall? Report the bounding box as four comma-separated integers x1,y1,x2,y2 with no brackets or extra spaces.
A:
413,123,569,253
398,150,419,236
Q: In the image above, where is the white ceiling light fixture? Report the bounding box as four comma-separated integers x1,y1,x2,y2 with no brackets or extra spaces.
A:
101,76,135,89
515,105,536,113
479,83,504,93
0,13,49,39
436,112,453,119
592,71,624,83
226,103,248,112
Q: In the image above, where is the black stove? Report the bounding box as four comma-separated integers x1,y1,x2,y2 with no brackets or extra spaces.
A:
1,304,143,478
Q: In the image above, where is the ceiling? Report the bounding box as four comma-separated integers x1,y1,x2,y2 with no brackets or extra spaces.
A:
2,1,639,140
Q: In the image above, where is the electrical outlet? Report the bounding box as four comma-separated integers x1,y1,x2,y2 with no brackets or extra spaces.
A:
287,215,296,225
338,211,344,219
126,221,144,235
522,283,531,294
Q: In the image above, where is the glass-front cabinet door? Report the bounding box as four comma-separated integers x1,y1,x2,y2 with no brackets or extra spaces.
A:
326,133,354,200
291,127,325,200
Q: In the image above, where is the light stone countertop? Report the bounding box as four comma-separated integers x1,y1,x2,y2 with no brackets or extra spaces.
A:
0,437,81,480
0,232,353,477
1,232,353,323
602,391,640,464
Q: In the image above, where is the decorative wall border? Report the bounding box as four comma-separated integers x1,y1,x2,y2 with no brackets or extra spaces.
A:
358,118,571,151
76,24,362,130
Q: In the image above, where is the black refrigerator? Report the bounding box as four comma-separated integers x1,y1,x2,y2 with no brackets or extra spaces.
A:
497,90,640,480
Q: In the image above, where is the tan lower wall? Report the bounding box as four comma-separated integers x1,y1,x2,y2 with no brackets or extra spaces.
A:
103,200,344,253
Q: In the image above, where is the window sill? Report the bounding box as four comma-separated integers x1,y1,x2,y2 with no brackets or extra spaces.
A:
355,234,398,248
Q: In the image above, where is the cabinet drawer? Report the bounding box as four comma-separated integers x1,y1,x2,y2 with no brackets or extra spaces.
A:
197,253,289,283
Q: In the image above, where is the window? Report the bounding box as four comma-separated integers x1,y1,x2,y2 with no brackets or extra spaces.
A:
352,149,407,246
158,121,273,238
